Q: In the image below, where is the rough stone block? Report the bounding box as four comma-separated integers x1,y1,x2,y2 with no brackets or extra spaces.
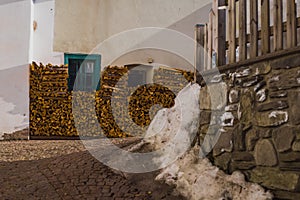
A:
256,89,268,102
293,141,300,152
279,152,300,162
269,91,288,99
289,91,300,125
250,63,272,76
246,129,259,151
236,76,264,88
269,68,300,91
233,124,246,151
229,89,240,104
249,167,300,191
239,90,255,128
199,111,211,125
232,152,254,162
254,139,278,167
270,54,300,70
213,132,233,157
257,101,288,112
213,152,231,172
230,161,256,171
199,83,228,110
255,111,288,127
273,126,295,152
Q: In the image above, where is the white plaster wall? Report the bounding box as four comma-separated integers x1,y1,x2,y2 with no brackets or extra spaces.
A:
53,0,212,69
0,0,31,136
32,0,63,65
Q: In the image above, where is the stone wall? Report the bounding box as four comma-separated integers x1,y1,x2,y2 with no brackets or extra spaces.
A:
199,50,300,199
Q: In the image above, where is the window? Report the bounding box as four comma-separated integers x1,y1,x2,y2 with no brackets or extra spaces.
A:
64,54,101,91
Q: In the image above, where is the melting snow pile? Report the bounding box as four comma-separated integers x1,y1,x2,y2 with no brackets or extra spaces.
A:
143,83,273,200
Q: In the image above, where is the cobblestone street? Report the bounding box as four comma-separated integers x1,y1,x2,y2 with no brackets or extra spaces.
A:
0,140,184,200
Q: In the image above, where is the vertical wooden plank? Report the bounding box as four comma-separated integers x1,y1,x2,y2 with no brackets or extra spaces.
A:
228,0,236,63
239,0,247,61
217,0,227,66
212,0,218,66
287,0,297,48
195,24,205,73
250,0,258,58
273,0,283,51
261,0,270,55
204,24,208,70
208,11,214,70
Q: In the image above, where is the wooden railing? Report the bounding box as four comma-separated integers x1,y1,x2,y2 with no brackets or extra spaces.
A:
196,0,300,72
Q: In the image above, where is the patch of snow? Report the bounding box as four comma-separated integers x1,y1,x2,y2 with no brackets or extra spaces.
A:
144,83,201,167
156,147,273,200
0,98,27,139
142,83,272,199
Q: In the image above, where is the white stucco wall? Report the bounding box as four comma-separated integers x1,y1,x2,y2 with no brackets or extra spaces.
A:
0,0,32,136
54,0,212,70
32,0,63,65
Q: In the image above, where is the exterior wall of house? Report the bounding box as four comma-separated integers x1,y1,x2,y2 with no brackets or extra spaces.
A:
53,0,212,70
0,0,32,137
32,0,63,65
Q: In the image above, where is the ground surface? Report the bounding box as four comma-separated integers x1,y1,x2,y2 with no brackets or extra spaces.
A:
0,139,185,200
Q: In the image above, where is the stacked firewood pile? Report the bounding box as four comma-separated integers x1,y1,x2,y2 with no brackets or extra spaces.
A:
30,63,194,138
153,67,194,94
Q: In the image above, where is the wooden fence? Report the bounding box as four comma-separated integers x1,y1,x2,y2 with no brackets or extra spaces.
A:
196,0,300,71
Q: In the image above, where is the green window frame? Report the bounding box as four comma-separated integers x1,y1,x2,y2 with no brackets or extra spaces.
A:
64,53,101,91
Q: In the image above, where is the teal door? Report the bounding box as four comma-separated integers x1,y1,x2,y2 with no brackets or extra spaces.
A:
65,54,101,91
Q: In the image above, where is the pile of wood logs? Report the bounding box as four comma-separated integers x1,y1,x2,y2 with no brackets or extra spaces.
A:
30,63,194,138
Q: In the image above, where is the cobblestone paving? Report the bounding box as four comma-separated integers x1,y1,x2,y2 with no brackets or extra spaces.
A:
0,140,184,200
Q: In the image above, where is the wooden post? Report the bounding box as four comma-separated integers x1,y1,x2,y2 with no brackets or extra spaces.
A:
287,0,297,48
204,24,208,71
228,0,236,63
273,0,283,51
250,0,258,58
208,10,214,70
217,0,227,66
195,24,205,75
261,0,270,55
239,0,247,61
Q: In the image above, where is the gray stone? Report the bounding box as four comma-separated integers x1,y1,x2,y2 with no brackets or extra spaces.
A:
269,68,300,91
251,63,272,75
200,83,228,110
279,152,300,162
199,111,211,125
225,104,239,112
233,124,246,151
213,132,233,156
273,126,295,152
236,76,264,88
257,101,288,112
239,90,255,128
292,141,300,152
256,89,268,102
289,91,300,125
230,161,256,171
229,89,240,104
254,139,278,166
246,129,259,151
254,81,266,92
249,167,300,191
271,53,300,70
269,91,288,98
214,153,231,172
255,111,288,127
235,67,252,78
232,152,254,161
